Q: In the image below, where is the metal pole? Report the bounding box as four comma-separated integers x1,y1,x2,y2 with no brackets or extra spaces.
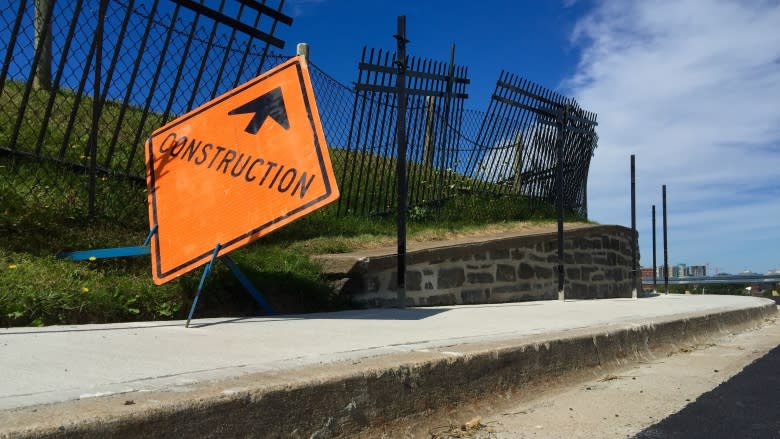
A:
652,204,657,293
394,16,408,308
631,154,637,299
662,185,669,294
296,42,309,62
33,0,53,90
556,104,569,301
88,0,106,219
436,44,455,200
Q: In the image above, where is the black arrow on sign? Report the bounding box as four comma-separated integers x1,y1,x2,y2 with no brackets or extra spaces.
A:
228,87,290,134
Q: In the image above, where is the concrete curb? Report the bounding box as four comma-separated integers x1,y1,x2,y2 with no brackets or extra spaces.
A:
2,301,776,438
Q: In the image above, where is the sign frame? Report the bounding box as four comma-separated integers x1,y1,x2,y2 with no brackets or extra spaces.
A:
145,56,338,285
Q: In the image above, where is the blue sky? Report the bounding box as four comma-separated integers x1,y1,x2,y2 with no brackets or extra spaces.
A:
271,0,780,275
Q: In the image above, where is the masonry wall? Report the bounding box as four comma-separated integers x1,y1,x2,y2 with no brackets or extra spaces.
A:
323,225,637,308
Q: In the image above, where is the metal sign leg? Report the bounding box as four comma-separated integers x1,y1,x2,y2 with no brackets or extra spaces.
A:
185,243,221,328
143,224,158,246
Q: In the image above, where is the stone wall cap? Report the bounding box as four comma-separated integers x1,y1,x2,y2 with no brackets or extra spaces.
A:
314,224,630,275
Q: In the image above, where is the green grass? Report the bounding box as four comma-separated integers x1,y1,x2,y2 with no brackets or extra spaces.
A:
0,80,162,176
0,81,585,327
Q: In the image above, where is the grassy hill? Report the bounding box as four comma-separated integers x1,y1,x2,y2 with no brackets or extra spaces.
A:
0,81,581,327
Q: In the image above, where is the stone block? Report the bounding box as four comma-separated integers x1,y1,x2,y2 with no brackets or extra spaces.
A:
496,264,516,282
566,267,581,280
490,248,510,260
580,266,594,280
534,265,553,279
511,249,526,260
461,288,485,304
467,272,494,284
366,276,381,293
387,270,422,291
574,252,592,264
517,263,536,279
341,277,365,294
424,293,456,306
438,267,465,289
569,282,588,297
493,284,525,294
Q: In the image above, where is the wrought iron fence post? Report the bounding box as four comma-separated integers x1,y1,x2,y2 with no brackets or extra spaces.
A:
556,103,570,301
436,44,456,200
34,0,53,90
88,0,107,219
395,16,408,308
663,185,669,294
296,42,309,62
652,204,657,293
631,154,637,298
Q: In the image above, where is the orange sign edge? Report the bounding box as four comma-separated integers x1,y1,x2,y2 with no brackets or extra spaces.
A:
144,56,339,285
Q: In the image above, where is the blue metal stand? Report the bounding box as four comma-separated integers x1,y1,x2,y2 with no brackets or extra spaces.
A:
186,243,221,328
184,251,277,328
57,225,158,261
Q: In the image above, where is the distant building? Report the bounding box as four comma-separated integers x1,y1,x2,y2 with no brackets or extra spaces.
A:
655,263,707,278
657,265,674,278
687,265,707,277
674,264,687,278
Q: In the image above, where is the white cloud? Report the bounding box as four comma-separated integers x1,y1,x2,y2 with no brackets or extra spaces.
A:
566,0,780,273
285,0,326,17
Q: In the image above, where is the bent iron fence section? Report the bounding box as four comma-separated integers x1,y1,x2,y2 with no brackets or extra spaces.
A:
0,0,597,226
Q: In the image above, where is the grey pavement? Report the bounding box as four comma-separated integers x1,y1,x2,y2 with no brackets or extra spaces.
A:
0,294,771,412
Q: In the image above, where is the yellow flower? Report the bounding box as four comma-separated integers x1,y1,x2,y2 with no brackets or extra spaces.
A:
82,287,90,293
8,264,17,269
88,256,97,261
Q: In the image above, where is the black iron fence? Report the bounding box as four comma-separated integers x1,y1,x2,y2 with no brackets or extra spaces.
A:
1,0,597,228
333,60,598,218
0,0,291,222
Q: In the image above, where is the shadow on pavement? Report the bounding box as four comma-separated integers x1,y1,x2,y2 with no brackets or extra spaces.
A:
633,344,780,439
2,308,451,333
190,307,450,327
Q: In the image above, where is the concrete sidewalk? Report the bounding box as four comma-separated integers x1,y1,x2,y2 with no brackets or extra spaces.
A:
0,295,776,438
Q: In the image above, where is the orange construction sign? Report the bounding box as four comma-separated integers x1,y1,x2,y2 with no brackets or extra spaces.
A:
145,56,339,285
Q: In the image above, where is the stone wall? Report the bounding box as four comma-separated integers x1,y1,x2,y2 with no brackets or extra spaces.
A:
317,225,638,307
